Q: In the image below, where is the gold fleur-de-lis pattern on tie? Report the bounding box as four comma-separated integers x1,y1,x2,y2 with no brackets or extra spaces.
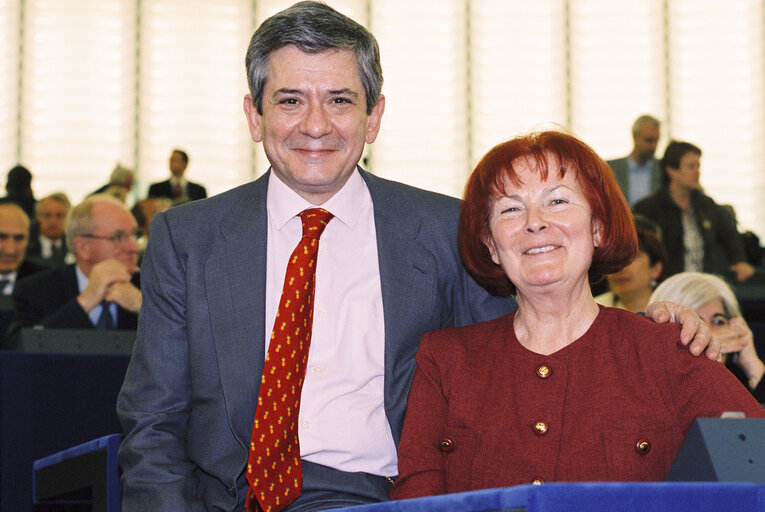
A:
246,208,333,512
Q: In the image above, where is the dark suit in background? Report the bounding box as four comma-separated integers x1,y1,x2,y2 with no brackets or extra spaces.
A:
117,170,515,511
148,179,207,201
633,187,748,279
14,258,54,283
4,264,139,348
25,231,68,267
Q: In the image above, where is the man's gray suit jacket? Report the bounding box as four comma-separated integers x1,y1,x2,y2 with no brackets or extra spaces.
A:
606,156,663,205
117,169,516,511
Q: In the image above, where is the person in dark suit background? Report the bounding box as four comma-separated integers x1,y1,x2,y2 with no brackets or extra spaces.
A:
26,192,71,266
607,114,663,205
116,3,713,512
147,148,207,202
0,202,51,296
4,194,141,349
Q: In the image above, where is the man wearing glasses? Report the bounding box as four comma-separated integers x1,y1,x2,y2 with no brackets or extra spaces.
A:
4,194,141,348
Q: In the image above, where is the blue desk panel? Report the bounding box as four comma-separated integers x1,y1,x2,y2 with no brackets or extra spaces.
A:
337,482,765,512
0,351,129,512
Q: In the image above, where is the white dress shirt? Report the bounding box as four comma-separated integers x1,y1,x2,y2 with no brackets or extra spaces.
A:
39,236,64,259
0,272,16,295
265,170,396,476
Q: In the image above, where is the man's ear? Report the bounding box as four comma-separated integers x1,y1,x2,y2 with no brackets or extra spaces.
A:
72,236,89,261
365,94,385,144
243,94,263,143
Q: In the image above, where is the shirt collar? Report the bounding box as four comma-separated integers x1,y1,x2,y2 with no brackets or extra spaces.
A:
0,271,17,284
628,156,654,171
75,264,89,293
266,168,367,230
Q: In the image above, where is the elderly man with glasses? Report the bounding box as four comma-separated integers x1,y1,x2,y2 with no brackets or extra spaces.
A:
4,194,141,348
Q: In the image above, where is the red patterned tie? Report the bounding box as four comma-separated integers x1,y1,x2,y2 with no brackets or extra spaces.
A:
246,208,333,512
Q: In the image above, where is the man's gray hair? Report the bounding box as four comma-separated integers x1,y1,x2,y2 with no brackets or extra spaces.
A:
649,271,741,318
631,114,661,135
65,194,129,250
109,163,135,187
245,1,383,115
36,192,71,216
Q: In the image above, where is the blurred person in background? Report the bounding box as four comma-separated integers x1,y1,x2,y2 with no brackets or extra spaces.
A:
5,195,141,348
131,197,172,264
27,192,71,266
595,219,667,313
634,141,754,283
650,271,765,402
0,203,50,296
607,115,663,206
148,149,207,202
1,165,36,219
90,163,136,201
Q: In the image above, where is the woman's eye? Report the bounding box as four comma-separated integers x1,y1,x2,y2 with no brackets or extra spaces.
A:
550,198,568,205
500,206,520,214
710,316,729,327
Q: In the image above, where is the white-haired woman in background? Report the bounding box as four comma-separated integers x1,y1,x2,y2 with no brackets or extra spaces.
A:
650,272,765,402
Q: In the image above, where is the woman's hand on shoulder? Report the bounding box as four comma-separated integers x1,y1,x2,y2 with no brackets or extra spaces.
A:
645,301,719,360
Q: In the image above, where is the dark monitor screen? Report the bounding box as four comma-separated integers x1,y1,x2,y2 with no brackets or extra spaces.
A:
18,328,136,355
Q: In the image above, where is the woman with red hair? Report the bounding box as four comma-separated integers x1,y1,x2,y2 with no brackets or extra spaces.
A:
392,131,764,498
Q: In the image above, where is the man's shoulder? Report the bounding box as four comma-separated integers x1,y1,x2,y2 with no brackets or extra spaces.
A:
156,178,265,241
15,263,73,293
17,258,55,280
148,179,169,189
633,188,668,211
168,178,261,213
691,189,720,208
606,156,629,169
361,170,460,213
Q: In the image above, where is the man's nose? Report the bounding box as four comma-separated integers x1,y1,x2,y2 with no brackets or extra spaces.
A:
300,103,333,138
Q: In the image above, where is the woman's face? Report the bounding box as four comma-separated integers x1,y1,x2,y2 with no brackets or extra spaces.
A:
606,250,661,298
484,155,602,293
695,297,730,331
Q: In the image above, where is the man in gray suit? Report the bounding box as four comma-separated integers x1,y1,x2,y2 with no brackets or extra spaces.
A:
117,4,712,511
607,114,663,205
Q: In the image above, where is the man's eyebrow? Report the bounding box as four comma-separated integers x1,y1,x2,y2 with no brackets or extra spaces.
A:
273,88,303,96
329,88,359,98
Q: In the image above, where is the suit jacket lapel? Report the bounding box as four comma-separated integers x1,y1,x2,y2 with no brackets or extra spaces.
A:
362,170,439,444
207,173,269,443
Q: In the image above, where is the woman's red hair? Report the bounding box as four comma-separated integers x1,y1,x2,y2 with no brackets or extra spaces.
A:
459,130,637,297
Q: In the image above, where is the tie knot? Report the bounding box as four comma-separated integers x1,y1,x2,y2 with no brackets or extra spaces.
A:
299,208,333,240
